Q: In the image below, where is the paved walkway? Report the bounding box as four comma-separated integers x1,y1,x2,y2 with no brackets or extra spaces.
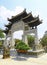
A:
0,53,47,65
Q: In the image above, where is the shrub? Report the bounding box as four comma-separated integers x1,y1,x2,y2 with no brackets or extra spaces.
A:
15,41,30,50
14,39,22,46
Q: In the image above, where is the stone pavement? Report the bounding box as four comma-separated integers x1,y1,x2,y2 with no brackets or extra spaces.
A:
0,53,47,65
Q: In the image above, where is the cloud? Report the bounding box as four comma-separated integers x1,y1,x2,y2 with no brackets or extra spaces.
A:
0,6,13,20
13,6,24,16
0,6,24,29
0,6,24,20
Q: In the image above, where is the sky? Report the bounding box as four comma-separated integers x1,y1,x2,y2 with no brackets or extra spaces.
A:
0,0,47,39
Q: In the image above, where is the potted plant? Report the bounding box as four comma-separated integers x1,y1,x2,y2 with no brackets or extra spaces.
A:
15,41,30,53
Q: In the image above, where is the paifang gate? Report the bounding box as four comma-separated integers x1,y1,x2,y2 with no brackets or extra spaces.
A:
3,9,42,51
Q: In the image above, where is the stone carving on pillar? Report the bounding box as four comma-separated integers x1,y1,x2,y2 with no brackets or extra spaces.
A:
3,34,11,59
32,26,39,50
10,30,15,48
3,35,8,47
22,24,29,45
22,34,28,45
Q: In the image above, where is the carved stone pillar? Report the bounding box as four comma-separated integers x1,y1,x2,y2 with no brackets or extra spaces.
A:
34,26,39,45
33,26,39,50
22,30,28,45
3,35,8,47
22,34,28,45
10,31,15,48
3,34,10,59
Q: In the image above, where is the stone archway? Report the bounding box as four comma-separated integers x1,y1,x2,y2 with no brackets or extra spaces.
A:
3,9,44,58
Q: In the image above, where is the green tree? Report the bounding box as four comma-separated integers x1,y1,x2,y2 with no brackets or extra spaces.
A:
40,36,47,47
27,35,35,48
40,36,47,52
0,29,5,48
0,29,4,39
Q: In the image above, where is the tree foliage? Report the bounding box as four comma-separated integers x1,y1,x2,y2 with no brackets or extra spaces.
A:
27,35,35,47
40,36,47,47
15,41,30,50
0,29,5,48
0,29,4,38
14,39,22,46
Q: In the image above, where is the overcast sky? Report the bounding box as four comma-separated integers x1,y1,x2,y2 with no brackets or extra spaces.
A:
0,0,47,39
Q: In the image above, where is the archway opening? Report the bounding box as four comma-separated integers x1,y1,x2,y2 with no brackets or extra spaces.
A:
13,30,23,40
